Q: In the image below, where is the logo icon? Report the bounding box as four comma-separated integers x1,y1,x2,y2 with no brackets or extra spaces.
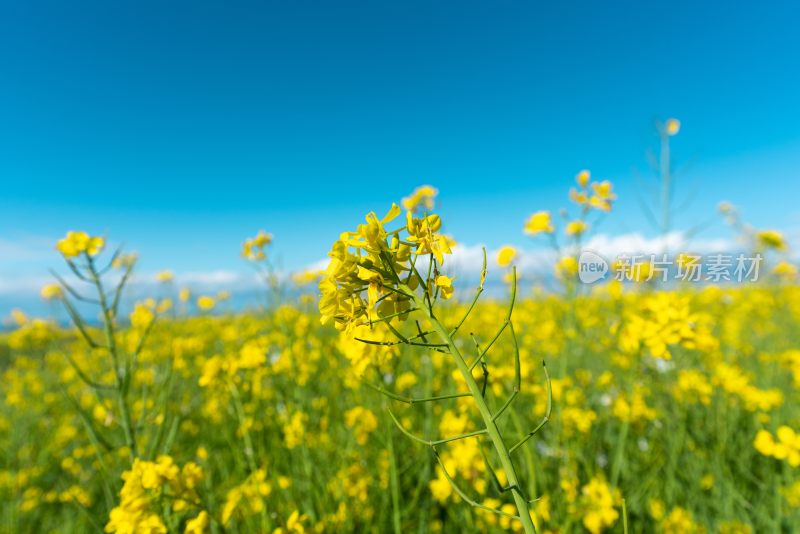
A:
578,250,609,283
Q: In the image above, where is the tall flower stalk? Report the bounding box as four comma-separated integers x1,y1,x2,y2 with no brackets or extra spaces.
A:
51,231,163,462
319,204,551,533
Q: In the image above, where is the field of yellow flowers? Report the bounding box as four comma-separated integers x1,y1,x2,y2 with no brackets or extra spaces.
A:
2,172,799,533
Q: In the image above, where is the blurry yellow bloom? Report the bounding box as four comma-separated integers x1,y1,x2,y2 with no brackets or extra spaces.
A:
754,426,800,466
345,406,378,445
155,270,174,283
196,296,216,311
773,261,797,278
496,245,517,267
757,230,786,251
524,211,554,235
402,185,438,212
570,187,589,204
580,476,620,534
222,468,272,525
179,288,192,303
647,498,665,520
661,506,702,534
556,256,579,279
242,230,273,261
781,480,800,508
565,220,588,236
40,283,63,300
130,302,156,330
10,309,28,326
589,181,617,211
184,511,209,534
665,118,681,136
576,169,590,187
56,231,105,258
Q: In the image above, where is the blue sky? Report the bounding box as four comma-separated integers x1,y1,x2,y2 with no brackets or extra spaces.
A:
2,1,800,312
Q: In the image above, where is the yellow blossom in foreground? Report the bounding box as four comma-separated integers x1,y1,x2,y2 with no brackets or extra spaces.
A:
434,275,455,300
105,457,204,534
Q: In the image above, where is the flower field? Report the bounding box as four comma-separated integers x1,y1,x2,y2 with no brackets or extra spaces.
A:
2,176,799,533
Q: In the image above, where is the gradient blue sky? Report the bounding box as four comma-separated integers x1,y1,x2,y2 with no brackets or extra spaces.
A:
2,1,800,307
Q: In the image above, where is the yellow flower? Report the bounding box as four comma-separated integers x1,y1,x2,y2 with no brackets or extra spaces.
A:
345,406,378,445
40,283,63,300
665,118,681,136
196,296,216,311
524,211,554,235
242,230,273,261
402,185,438,212
576,169,591,187
406,211,452,265
184,511,209,534
496,245,517,267
179,288,192,303
661,506,701,534
580,476,620,534
589,181,616,211
757,230,786,250
556,256,579,278
155,270,174,283
56,231,105,258
773,261,797,278
434,275,455,300
565,220,588,236
130,301,156,330
11,309,28,326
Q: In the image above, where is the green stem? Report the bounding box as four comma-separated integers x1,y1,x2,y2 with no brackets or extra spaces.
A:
387,417,402,534
88,257,137,459
405,285,536,534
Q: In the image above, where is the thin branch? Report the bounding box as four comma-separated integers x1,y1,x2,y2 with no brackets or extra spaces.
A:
432,448,520,520
361,380,470,405
509,361,552,454
450,247,487,336
388,408,486,447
